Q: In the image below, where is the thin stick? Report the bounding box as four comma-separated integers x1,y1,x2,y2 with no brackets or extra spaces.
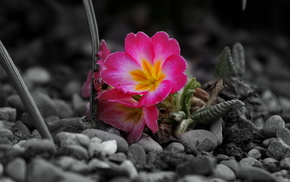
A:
242,0,247,11
83,0,100,127
0,41,54,143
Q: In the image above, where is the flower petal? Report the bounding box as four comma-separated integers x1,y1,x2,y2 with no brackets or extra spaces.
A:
98,40,111,61
151,32,180,64
138,80,172,106
127,119,145,144
125,32,154,65
163,55,188,93
97,89,139,107
143,105,159,133
82,70,92,98
98,101,136,132
101,52,145,94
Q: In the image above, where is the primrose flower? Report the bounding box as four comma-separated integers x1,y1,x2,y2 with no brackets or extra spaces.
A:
98,89,159,143
100,31,187,106
82,40,111,98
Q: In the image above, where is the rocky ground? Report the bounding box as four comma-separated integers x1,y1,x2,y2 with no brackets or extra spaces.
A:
1,1,290,182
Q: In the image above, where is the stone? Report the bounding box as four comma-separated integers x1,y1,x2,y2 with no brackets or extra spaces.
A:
88,158,110,170
135,134,163,153
262,158,279,173
209,119,223,145
48,117,84,133
88,141,105,158
176,156,215,177
23,67,51,84
214,164,236,181
61,172,95,182
280,158,290,170
108,153,127,163
0,111,9,121
164,142,185,153
263,115,285,137
102,140,118,156
11,122,30,139
27,158,64,182
120,160,138,179
0,163,3,176
266,138,290,160
237,166,276,182
58,145,88,160
177,175,209,182
247,148,262,159
56,156,90,174
276,127,290,146
53,99,74,118
220,159,241,174
0,107,16,122
0,128,13,141
20,139,56,156
62,80,82,99
5,158,26,182
180,129,218,154
55,132,90,148
127,143,146,168
133,172,176,182
239,157,262,168
82,129,128,153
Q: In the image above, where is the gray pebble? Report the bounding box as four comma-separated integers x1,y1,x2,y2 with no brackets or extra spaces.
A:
214,164,236,181
56,156,90,174
247,148,262,159
0,111,9,121
53,99,74,118
176,156,215,177
262,158,279,172
11,122,30,139
88,141,105,158
263,115,285,137
128,144,146,168
266,138,290,160
164,142,185,153
280,158,290,170
134,171,176,182
120,160,138,179
5,158,26,182
237,166,276,182
220,159,241,174
82,129,128,153
55,132,90,148
177,175,209,182
0,163,3,176
0,128,13,141
20,138,56,156
23,67,51,84
58,145,88,160
209,119,223,145
49,118,84,133
108,153,127,163
180,129,218,154
61,172,95,182
276,127,290,146
239,157,261,167
88,158,110,170
135,134,163,153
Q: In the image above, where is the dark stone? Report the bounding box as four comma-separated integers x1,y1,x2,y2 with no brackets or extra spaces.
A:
176,156,215,177
57,145,89,160
237,166,276,182
127,144,146,169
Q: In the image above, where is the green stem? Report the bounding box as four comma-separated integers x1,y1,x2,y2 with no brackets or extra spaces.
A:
0,41,54,143
83,0,100,127
175,118,196,138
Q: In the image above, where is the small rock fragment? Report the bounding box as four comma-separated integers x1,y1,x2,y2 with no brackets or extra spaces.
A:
135,134,163,153
5,158,26,182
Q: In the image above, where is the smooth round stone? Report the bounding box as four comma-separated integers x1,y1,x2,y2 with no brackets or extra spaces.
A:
53,99,74,118
0,128,13,141
239,157,262,168
57,156,90,174
27,158,64,182
58,145,88,160
176,156,215,177
62,172,95,182
247,148,262,159
263,115,285,137
0,111,9,121
135,134,163,153
62,80,82,98
5,158,26,182
48,118,84,134
276,127,290,146
108,153,127,163
20,139,56,155
11,122,30,139
134,172,176,182
82,129,128,153
120,160,138,179
102,140,117,156
0,107,16,122
0,163,3,176
177,175,209,182
262,158,279,172
220,159,241,174
128,144,146,168
209,119,223,145
214,164,236,181
237,166,276,182
88,141,105,158
280,158,290,170
23,67,51,84
88,158,110,170
55,132,90,148
164,142,185,153
180,129,218,154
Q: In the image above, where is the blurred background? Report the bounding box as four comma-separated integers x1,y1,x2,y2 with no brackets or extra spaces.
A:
0,0,290,120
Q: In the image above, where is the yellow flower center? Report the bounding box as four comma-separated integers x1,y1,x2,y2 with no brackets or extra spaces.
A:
118,105,143,125
130,60,166,91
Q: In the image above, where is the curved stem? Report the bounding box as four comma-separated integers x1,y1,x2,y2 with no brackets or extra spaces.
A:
83,0,100,127
0,41,54,143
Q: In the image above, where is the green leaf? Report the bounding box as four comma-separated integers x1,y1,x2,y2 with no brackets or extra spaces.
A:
232,42,245,77
214,47,238,78
180,78,201,117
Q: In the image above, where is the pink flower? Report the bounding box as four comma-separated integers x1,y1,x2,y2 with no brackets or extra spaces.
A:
100,31,187,106
81,40,111,98
98,89,159,144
